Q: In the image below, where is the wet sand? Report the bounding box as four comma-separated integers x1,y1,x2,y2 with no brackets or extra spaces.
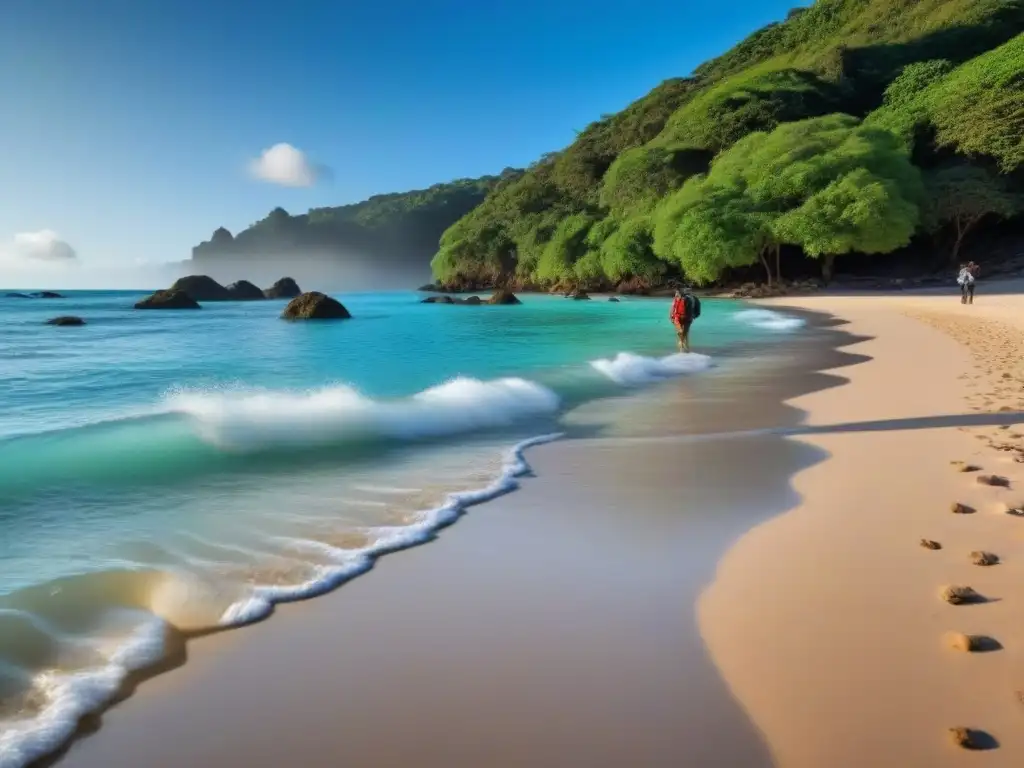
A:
701,284,1024,766
60,313,857,767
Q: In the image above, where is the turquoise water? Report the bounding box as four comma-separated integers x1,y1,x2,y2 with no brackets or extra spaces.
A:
0,289,804,765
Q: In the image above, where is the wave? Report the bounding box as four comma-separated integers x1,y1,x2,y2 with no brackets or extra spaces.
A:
590,352,712,386
733,309,806,331
0,350,716,494
0,433,561,768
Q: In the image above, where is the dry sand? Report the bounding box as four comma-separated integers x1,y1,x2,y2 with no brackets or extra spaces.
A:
700,281,1024,766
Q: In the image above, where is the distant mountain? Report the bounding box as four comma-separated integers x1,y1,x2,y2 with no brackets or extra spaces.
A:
189,170,523,289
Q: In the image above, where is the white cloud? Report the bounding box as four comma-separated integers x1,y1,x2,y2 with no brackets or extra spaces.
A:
248,143,328,187
9,230,78,261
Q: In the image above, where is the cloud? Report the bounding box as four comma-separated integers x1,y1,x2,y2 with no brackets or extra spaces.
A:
5,230,78,262
248,143,329,187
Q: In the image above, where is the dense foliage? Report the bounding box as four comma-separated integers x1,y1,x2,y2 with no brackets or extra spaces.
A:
430,0,1024,290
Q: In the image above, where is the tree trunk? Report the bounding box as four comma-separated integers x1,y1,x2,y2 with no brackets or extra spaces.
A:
759,251,772,286
822,253,836,284
950,215,979,266
773,244,782,285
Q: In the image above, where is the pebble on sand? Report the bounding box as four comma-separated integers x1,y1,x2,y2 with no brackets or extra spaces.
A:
948,632,985,652
940,585,982,605
948,727,982,749
919,539,942,550
977,474,1010,487
970,551,999,566
950,502,975,514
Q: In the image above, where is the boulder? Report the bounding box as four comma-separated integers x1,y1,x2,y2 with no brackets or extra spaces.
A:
462,295,482,305
566,289,591,300
421,295,456,304
608,297,620,302
134,289,201,310
34,291,64,299
225,280,266,300
487,289,521,305
45,315,85,326
281,291,351,320
263,277,302,299
168,275,231,301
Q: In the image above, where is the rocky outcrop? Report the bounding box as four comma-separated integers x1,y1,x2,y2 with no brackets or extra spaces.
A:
169,275,232,301
281,291,351,320
6,291,64,299
566,289,591,300
45,316,85,326
421,295,483,305
225,280,266,300
264,277,302,299
487,289,521,305
134,289,201,310
724,279,821,299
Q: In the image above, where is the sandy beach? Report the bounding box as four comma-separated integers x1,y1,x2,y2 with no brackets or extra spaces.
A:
55,282,1024,767
702,281,1024,766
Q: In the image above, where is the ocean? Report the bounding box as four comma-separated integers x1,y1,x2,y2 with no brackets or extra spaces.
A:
0,289,805,766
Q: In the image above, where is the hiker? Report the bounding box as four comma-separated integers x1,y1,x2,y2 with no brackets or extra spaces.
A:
669,288,701,352
957,261,977,304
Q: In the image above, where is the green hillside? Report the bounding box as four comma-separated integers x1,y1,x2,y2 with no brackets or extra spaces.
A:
431,0,1024,291
191,171,521,272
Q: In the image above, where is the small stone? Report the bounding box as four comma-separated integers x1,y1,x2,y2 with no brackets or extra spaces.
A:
941,585,982,605
45,315,85,326
948,632,984,652
978,474,1010,487
970,551,998,566
951,502,975,515
920,539,942,550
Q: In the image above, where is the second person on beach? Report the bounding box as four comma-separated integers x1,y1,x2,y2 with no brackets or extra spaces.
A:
957,261,980,304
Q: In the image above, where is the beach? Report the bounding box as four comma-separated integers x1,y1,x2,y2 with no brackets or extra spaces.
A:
44,283,1024,767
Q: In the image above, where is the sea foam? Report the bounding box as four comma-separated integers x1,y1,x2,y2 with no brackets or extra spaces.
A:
590,351,713,386
733,308,805,331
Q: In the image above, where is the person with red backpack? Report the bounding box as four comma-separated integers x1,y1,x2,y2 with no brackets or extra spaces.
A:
669,287,701,352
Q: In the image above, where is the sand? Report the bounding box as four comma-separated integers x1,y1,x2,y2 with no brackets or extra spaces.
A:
57,281,1024,767
700,281,1024,766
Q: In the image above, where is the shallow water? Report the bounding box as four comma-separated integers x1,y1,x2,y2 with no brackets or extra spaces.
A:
0,288,805,766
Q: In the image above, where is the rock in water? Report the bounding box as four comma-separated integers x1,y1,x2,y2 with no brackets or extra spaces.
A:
33,291,65,299
263,277,302,299
45,316,85,326
608,297,620,302
421,295,456,304
488,289,521,305
281,292,351,320
225,280,266,300
168,275,231,301
134,289,201,310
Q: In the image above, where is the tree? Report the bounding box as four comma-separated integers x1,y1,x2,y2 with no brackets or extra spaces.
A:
598,217,666,284
922,164,1021,264
654,180,778,285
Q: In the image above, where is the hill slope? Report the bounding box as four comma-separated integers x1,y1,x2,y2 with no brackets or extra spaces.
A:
431,0,1024,291
190,171,522,284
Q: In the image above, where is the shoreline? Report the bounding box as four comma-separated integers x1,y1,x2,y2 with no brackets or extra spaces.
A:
55,308,855,767
700,285,1024,765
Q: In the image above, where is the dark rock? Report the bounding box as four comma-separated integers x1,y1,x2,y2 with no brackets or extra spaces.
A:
45,316,85,326
421,295,456,304
488,289,521,305
462,295,482,305
5,292,32,298
135,289,201,310
950,502,975,515
970,551,999,566
168,275,231,301
940,585,982,605
281,291,351,320
33,291,65,299
225,280,266,300
920,538,942,550
263,277,302,299
978,474,1010,488
418,283,444,293
567,289,591,300
608,297,620,302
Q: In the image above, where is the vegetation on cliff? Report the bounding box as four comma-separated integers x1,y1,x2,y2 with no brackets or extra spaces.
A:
431,0,1024,291
192,172,522,273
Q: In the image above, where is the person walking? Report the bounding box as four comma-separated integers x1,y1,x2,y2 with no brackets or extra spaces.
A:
957,262,977,304
669,288,701,352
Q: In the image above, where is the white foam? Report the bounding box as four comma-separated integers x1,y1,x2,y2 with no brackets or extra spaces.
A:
215,432,563,629
167,377,561,450
589,351,713,386
733,308,805,331
0,618,166,768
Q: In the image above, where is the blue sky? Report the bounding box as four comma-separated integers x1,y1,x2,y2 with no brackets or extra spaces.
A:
0,0,801,268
